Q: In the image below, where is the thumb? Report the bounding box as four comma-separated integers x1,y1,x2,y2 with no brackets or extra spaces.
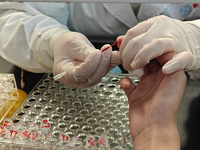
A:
73,50,101,83
120,77,136,98
88,44,112,85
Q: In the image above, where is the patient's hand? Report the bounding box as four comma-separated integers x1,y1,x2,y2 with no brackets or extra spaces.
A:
120,53,186,150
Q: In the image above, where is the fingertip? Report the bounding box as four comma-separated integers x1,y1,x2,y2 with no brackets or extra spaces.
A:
101,44,112,53
162,60,180,75
128,68,144,79
161,67,168,75
116,36,124,48
130,61,137,69
111,51,122,64
120,77,136,97
120,78,131,89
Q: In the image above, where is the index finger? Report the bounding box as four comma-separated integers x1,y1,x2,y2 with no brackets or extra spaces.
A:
119,16,158,53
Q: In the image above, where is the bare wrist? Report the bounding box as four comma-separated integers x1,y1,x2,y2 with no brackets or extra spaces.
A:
133,124,180,150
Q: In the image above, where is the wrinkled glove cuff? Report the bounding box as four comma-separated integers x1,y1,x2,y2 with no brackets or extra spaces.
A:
34,28,69,72
187,69,200,80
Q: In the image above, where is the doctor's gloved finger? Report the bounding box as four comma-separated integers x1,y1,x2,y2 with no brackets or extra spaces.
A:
104,51,122,75
73,50,101,83
120,77,136,98
128,68,145,79
130,38,177,69
119,17,156,53
111,51,122,66
162,51,193,74
122,33,148,71
88,45,112,85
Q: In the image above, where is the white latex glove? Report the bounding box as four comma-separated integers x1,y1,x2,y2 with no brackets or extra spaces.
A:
119,15,200,79
53,32,121,89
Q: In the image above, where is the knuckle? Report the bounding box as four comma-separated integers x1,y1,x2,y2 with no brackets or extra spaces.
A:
138,56,149,65
129,38,141,50
126,28,138,38
157,15,169,20
153,38,164,47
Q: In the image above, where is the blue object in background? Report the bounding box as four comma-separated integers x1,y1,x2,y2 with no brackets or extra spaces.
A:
109,66,122,73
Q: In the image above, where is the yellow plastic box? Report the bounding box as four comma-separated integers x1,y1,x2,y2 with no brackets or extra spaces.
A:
0,73,19,123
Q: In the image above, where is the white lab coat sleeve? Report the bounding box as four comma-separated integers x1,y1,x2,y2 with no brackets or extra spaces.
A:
67,3,130,38
0,2,70,73
185,19,200,79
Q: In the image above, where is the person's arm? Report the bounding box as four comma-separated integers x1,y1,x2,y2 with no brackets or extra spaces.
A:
0,2,70,73
120,52,186,150
0,2,122,88
132,125,180,150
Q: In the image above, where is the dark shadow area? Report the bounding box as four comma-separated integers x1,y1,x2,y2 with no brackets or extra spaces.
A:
181,94,200,150
13,66,45,94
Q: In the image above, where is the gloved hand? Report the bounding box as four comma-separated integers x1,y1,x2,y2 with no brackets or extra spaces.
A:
53,32,121,89
119,15,200,79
